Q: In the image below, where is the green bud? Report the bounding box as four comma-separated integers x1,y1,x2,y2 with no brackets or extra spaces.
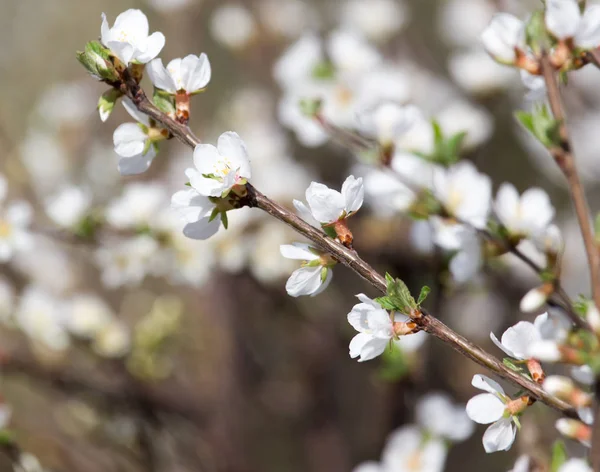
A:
98,88,123,122
76,41,119,82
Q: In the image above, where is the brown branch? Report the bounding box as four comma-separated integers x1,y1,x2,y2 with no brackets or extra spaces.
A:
0,349,207,424
114,75,578,419
541,57,600,310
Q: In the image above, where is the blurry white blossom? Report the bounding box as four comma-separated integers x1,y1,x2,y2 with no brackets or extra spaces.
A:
92,320,130,358
340,0,409,42
433,162,491,228
0,175,32,262
258,0,317,39
495,183,555,238
448,49,517,96
545,0,600,49
415,393,474,442
106,181,167,230
210,5,256,49
45,185,92,229
481,13,526,64
16,286,70,352
357,103,421,148
67,294,114,339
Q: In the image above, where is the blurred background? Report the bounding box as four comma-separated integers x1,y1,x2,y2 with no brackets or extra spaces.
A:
0,0,597,470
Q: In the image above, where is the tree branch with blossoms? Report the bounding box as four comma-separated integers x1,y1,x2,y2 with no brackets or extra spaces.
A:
70,2,600,467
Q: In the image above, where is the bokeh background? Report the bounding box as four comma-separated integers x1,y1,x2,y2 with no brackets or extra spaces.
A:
0,0,597,470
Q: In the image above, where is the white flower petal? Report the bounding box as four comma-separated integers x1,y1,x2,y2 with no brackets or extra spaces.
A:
146,58,177,93
279,243,320,261
183,53,212,92
472,374,505,395
546,0,581,40
285,265,325,297
482,418,516,452
217,131,251,179
341,175,364,214
466,393,505,424
183,217,221,240
305,182,345,223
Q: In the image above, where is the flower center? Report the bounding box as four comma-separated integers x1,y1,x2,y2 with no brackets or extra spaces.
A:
447,186,463,214
0,220,12,239
406,451,422,471
117,30,129,42
334,85,354,108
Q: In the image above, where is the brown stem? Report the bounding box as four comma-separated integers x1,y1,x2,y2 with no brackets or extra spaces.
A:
113,76,578,419
541,57,600,310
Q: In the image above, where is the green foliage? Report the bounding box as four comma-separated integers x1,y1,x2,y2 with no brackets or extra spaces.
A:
153,88,176,115
417,286,431,306
515,104,562,148
416,120,466,167
97,88,122,121
375,273,421,313
550,440,568,472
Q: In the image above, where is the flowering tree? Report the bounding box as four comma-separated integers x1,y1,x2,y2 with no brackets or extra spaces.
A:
4,0,600,470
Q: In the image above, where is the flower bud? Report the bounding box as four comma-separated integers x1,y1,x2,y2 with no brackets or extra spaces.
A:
556,418,591,446
519,284,552,313
98,88,123,122
76,41,119,82
543,376,592,408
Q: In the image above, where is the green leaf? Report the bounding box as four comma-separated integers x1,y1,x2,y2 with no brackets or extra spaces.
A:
320,266,328,283
0,429,15,445
220,211,229,229
98,88,122,121
515,111,535,135
208,207,220,223
323,225,338,239
550,440,568,472
417,286,430,306
385,273,417,312
503,358,524,373
374,296,398,311
153,88,176,114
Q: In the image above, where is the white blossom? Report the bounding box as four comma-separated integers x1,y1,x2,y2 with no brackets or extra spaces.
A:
521,70,547,102
448,48,517,96
100,9,165,65
301,176,364,225
347,294,396,362
147,54,211,94
490,316,547,360
67,294,114,339
106,182,166,230
546,0,600,49
0,175,32,262
356,103,421,147
509,455,532,472
113,99,164,175
93,320,130,358
171,189,222,240
15,286,70,352
340,0,409,42
280,243,333,297
558,459,593,472
44,185,92,228
415,393,474,442
433,162,491,228
519,286,550,313
210,4,256,50
481,13,526,64
466,374,518,453
495,183,555,238
382,425,447,472
187,131,251,197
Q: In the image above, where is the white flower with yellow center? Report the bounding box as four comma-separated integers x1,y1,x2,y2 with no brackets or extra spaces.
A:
100,9,165,65
0,174,32,262
186,131,251,197
147,54,211,95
